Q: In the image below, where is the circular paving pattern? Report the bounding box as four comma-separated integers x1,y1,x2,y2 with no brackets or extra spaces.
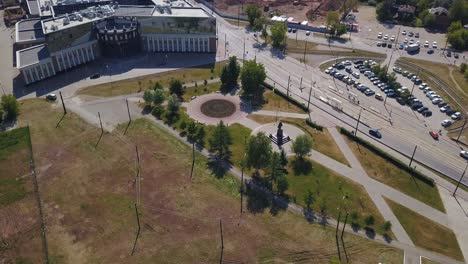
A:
200,99,236,118
186,94,249,125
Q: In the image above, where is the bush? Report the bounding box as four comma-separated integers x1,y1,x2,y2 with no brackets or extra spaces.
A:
460,63,467,73
339,127,435,186
367,0,376,6
151,105,164,119
305,119,323,131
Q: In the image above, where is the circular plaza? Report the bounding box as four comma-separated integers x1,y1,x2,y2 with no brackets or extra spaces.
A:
186,94,248,125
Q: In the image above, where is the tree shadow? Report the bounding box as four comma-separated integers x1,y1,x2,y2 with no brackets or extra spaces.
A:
291,158,312,175
206,158,229,179
303,209,318,223
364,227,376,239
351,223,361,233
270,195,289,216
383,234,393,243
245,181,271,214
141,105,153,115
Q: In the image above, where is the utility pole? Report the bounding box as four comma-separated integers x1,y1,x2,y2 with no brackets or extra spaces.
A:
243,37,245,61
98,112,103,134
287,76,290,96
303,37,308,62
385,27,400,75
410,68,420,96
307,81,314,110
59,91,67,114
453,163,468,196
335,211,342,262
237,4,240,27
354,110,362,135
457,118,467,142
409,145,417,167
190,142,195,180
341,212,348,239
131,203,141,256
135,145,141,206
126,98,132,123
299,77,303,91
224,33,227,57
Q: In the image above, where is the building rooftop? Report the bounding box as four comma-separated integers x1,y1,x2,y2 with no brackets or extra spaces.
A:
16,44,50,68
114,5,210,17
27,0,40,15
41,5,114,34
16,18,45,43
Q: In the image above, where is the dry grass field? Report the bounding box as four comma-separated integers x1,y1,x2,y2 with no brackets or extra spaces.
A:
4,99,404,263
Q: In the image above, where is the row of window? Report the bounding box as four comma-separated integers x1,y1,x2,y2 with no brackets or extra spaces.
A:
97,31,138,42
24,61,55,84
55,45,95,71
144,37,210,52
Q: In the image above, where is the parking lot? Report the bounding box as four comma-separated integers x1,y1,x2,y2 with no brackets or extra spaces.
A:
323,59,463,138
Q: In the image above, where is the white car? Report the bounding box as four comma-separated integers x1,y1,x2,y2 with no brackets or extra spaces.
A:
441,119,452,127
424,40,429,48
306,31,311,36
390,35,395,42
384,34,389,40
432,98,443,104
432,41,437,48
440,105,451,112
451,112,462,120
402,30,407,35
343,60,352,65
352,72,360,78
403,38,408,44
377,32,383,39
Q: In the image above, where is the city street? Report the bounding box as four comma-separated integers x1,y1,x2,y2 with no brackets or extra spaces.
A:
215,15,468,187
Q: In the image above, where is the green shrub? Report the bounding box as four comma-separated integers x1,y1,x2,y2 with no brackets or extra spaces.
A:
151,105,164,119
305,118,323,131
339,127,434,186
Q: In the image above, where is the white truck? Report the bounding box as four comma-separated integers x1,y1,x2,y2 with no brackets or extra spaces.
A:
405,43,420,52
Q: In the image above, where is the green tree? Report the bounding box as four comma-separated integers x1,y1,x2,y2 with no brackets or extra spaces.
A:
326,11,339,27
196,126,206,144
186,121,198,141
209,121,232,160
245,4,263,27
153,88,165,105
166,93,180,122
268,151,283,190
169,79,184,97
291,135,313,159
240,60,266,94
246,132,272,172
276,175,289,195
460,63,467,73
1,95,19,121
364,215,375,227
382,221,392,233
464,71,468,81
423,13,436,28
303,190,315,211
253,16,267,32
376,0,394,22
270,22,287,48
350,211,360,227
334,24,347,36
280,148,288,167
220,56,240,89
447,23,468,50
143,90,154,104
449,0,468,24
153,81,163,90
261,27,268,43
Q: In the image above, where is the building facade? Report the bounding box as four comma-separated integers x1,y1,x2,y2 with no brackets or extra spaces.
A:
15,1,217,85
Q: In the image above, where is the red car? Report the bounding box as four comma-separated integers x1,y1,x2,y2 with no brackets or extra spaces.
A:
429,131,439,140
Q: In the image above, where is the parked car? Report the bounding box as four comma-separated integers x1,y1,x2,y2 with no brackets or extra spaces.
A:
393,67,402,73
429,131,439,140
306,31,311,36
397,97,406,105
369,128,382,138
417,106,428,113
440,105,451,113
345,67,353,73
441,119,452,127
451,112,462,120
432,98,443,104
46,94,57,101
422,110,432,117
352,72,360,78
364,89,375,96
446,109,456,116
375,94,383,101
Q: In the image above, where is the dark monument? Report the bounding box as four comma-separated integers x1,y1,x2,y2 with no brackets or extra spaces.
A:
269,122,291,146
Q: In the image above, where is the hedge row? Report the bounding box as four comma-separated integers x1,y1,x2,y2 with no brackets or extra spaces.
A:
339,127,435,187
305,118,324,131
262,82,310,113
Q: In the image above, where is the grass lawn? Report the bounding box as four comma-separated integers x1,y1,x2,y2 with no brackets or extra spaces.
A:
14,99,403,263
258,90,307,113
0,126,44,263
77,61,227,97
386,199,464,261
248,115,350,166
285,158,389,235
344,137,445,212
182,81,222,102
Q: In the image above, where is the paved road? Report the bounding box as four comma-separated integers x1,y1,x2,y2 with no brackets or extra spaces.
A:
215,14,468,188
